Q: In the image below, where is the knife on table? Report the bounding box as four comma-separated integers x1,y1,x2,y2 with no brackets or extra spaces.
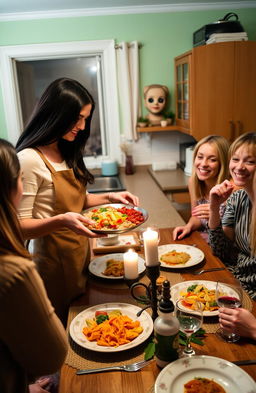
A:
232,359,256,366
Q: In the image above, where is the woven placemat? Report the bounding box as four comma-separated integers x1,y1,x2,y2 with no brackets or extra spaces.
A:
65,306,147,369
65,280,253,368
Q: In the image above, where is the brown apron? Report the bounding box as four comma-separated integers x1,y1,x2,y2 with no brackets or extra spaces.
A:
32,149,90,324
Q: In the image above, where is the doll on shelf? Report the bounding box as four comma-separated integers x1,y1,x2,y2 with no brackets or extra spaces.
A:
143,84,170,126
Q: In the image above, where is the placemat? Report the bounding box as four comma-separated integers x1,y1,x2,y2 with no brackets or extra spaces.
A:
65,283,253,368
65,306,147,370
88,270,185,290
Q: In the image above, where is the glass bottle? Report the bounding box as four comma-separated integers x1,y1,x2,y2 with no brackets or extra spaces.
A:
125,154,134,175
154,280,180,368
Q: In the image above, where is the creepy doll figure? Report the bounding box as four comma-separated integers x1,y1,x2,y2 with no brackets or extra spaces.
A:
144,84,169,125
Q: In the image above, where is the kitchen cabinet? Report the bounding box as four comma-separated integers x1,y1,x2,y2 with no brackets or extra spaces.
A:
175,41,256,141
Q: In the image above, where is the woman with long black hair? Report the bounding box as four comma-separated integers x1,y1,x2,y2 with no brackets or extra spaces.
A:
16,77,139,324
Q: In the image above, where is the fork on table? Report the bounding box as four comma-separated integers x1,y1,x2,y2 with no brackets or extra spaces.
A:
191,267,225,275
76,359,153,375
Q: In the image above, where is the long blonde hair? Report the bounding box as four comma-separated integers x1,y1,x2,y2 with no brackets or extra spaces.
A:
0,138,30,258
191,135,230,200
231,133,256,257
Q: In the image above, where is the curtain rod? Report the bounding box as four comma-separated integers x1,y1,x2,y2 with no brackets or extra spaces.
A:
115,43,143,49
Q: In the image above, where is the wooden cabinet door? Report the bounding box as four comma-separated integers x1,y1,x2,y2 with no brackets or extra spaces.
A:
191,42,235,141
175,51,192,134
233,41,256,137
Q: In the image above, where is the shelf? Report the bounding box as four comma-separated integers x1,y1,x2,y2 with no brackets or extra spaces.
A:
137,125,180,133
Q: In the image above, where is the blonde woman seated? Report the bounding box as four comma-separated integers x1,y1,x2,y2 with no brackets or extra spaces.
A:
208,132,256,299
173,135,230,241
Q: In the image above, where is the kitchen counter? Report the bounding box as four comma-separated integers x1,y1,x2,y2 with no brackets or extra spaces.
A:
119,166,185,228
90,166,185,228
148,167,189,192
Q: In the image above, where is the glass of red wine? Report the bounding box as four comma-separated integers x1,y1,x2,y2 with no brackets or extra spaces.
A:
216,280,243,342
176,299,203,356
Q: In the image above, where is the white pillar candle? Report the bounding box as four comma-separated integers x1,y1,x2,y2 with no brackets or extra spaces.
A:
123,249,138,279
143,228,159,266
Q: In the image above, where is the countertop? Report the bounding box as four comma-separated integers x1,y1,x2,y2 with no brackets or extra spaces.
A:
118,166,185,228
90,166,185,228
148,167,189,192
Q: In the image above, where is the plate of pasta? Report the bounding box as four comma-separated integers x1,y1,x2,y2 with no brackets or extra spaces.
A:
155,356,256,393
82,204,148,234
171,280,233,316
88,253,146,279
158,244,204,269
69,303,154,352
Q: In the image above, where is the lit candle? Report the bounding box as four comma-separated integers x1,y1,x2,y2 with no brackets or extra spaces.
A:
143,228,159,266
123,249,138,279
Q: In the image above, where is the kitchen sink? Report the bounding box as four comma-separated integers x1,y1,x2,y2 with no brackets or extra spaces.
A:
87,175,126,193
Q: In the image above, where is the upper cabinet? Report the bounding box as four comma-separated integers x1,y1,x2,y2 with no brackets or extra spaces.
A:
175,41,256,141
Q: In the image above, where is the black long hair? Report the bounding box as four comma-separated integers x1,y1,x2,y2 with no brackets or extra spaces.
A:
16,77,95,185
0,138,30,257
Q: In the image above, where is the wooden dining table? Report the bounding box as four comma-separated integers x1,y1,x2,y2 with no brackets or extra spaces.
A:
59,228,256,393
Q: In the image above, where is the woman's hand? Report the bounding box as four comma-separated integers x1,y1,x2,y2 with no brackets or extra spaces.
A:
61,212,102,238
209,180,234,209
29,378,51,393
173,225,191,240
219,307,256,340
192,203,210,220
109,191,139,206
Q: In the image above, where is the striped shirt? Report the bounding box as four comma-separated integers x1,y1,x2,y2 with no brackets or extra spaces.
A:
208,189,256,300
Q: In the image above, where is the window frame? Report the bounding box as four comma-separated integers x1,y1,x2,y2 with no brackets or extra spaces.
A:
0,40,121,166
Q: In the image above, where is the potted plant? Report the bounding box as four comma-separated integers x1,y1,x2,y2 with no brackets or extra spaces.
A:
165,111,175,125
160,116,168,127
137,116,149,127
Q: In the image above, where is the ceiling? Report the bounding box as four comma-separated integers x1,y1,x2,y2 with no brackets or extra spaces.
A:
1,0,255,15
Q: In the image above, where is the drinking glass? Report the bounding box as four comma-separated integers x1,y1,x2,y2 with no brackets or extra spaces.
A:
176,299,203,356
215,280,243,343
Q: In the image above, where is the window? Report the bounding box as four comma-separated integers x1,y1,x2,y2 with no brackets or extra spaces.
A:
0,40,121,166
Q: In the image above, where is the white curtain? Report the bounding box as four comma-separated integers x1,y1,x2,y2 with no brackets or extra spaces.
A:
116,41,141,141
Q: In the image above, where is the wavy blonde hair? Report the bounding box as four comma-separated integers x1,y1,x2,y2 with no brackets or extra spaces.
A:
0,138,30,258
229,132,256,257
191,135,230,200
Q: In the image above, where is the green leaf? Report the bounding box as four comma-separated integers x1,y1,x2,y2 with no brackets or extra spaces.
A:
179,329,206,347
144,340,155,360
179,337,187,346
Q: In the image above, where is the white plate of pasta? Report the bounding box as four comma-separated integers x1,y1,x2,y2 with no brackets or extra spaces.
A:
158,244,204,269
69,303,154,352
155,356,256,393
88,253,146,279
171,280,233,316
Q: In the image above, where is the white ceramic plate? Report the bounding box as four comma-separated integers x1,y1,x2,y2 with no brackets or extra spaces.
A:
69,303,153,352
158,244,204,269
88,253,146,279
171,280,239,317
155,355,256,393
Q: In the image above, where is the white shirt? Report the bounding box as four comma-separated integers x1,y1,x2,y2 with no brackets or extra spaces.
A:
18,148,69,219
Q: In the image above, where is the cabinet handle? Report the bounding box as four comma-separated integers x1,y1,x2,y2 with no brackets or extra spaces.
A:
237,120,243,136
229,120,236,142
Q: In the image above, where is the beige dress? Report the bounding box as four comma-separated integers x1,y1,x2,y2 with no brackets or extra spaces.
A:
0,255,68,393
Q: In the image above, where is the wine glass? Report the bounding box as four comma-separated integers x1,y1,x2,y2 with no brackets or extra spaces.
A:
215,280,243,343
176,299,203,356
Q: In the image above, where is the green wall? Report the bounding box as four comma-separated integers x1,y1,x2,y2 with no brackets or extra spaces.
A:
1,8,256,139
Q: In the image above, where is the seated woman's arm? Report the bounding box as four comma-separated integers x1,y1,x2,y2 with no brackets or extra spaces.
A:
173,178,202,240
